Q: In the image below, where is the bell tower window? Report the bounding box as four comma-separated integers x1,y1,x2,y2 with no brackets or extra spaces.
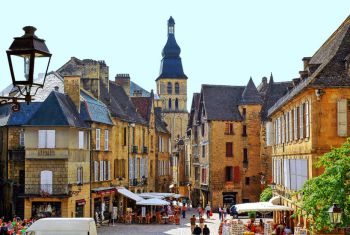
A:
175,98,179,110
175,82,180,94
168,26,174,34
168,98,172,109
167,82,172,94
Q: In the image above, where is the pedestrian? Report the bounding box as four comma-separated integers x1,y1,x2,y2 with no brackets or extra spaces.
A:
218,205,223,220
190,215,196,233
193,224,202,235
197,205,202,217
199,215,205,230
203,224,210,235
223,206,227,219
205,204,211,219
181,204,187,219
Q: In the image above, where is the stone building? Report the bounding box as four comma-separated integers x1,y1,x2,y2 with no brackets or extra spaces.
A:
155,16,189,191
268,15,350,230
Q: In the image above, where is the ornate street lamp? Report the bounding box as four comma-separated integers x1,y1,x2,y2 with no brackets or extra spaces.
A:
328,203,342,225
2,26,51,111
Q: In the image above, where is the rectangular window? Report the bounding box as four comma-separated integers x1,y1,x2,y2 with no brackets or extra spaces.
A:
242,125,247,137
114,159,118,178
94,161,99,182
281,115,285,143
19,131,25,147
123,127,127,146
242,108,246,119
201,168,207,184
38,130,56,148
285,113,289,143
77,167,83,184
226,142,233,157
129,157,134,180
78,131,84,149
104,130,109,151
243,148,248,163
305,101,310,138
337,99,347,136
225,166,233,182
96,129,101,150
225,123,234,135
202,145,206,158
277,117,281,144
245,177,250,185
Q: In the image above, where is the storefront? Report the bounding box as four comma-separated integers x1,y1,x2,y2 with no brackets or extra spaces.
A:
222,192,237,208
31,202,61,218
75,199,86,217
91,187,117,217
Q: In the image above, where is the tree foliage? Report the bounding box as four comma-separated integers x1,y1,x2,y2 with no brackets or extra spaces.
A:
298,138,350,232
260,187,273,202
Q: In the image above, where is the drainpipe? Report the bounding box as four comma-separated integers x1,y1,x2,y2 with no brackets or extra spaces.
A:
89,126,93,218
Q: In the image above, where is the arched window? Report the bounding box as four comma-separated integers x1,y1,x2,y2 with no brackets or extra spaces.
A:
168,98,172,109
40,170,53,194
175,98,179,110
167,82,172,94
175,82,180,94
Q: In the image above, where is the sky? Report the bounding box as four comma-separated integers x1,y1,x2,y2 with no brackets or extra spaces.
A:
0,1,350,105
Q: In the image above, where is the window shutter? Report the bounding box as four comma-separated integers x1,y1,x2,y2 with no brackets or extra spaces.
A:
104,130,109,151
38,130,46,148
289,111,293,142
266,122,272,146
135,158,139,179
285,113,289,143
337,99,348,137
19,132,25,147
294,108,298,140
140,158,144,178
233,166,240,183
129,157,133,180
94,161,98,181
46,130,55,148
100,161,103,181
79,131,84,149
300,104,304,139
145,157,148,177
96,129,100,150
108,161,111,180
305,101,310,138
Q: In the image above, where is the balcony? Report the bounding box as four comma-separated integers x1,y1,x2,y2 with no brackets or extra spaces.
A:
131,146,138,154
25,184,69,196
142,146,148,154
25,148,89,161
8,149,25,161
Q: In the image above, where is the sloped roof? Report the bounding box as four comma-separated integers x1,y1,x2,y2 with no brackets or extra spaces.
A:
240,78,263,105
80,90,113,125
26,91,88,128
201,85,245,121
268,15,350,116
155,107,169,133
131,97,152,123
106,81,147,125
7,103,42,126
188,93,200,128
130,81,150,97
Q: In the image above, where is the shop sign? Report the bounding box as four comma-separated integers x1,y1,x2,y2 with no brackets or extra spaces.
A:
76,199,86,206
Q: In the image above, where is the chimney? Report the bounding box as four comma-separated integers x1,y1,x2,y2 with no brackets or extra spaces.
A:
64,75,81,113
302,57,311,70
115,74,130,96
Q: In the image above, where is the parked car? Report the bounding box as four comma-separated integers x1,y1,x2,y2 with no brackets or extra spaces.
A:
26,218,97,235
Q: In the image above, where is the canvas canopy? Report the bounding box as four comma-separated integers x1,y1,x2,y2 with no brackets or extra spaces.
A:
136,198,170,206
117,187,143,202
235,202,293,213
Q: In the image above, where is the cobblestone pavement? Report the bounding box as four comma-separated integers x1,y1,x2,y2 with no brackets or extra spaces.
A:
98,209,221,235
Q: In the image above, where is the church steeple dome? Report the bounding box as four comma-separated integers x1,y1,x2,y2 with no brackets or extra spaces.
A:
157,16,187,80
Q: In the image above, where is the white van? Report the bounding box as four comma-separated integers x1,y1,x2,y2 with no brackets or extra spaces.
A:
26,218,97,235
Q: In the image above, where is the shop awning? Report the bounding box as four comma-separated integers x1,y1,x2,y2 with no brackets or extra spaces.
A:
136,198,170,206
116,187,143,202
235,202,294,213
269,196,282,205
91,186,116,195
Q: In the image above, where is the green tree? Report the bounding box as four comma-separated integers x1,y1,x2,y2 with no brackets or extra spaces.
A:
260,187,273,202
298,138,350,232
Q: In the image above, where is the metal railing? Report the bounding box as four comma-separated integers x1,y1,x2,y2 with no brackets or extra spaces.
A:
142,146,148,154
25,148,89,160
8,149,25,161
131,146,138,154
24,184,69,196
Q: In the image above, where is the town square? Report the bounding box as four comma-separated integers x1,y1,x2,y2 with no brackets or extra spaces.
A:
0,1,349,234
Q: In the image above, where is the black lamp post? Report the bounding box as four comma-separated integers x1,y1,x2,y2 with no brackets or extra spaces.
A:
328,203,342,225
1,26,51,111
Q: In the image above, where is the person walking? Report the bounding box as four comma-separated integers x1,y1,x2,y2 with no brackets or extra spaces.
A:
218,205,223,220
193,224,202,235
190,215,196,233
203,224,210,235
205,204,211,219
181,204,187,219
199,215,205,230
223,206,227,219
